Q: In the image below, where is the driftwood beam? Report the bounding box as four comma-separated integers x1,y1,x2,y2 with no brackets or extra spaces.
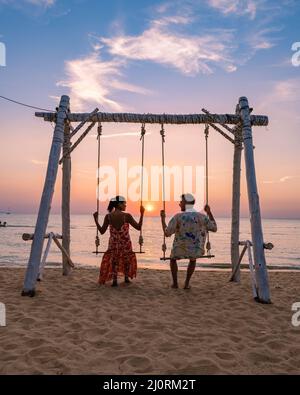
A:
38,233,53,281
202,108,235,134
239,241,274,250
22,95,70,297
59,122,96,164
69,108,99,139
35,111,269,126
231,123,243,282
206,122,235,144
52,235,74,268
230,244,247,282
62,122,72,275
22,233,63,241
239,96,271,304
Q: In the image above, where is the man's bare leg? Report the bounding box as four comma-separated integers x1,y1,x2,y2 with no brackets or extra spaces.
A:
170,259,179,288
184,259,196,289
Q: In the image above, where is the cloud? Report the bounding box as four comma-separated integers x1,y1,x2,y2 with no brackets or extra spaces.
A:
26,0,55,6
272,80,300,102
57,1,286,110
0,0,55,7
57,51,152,112
247,27,280,52
263,175,300,184
100,17,237,75
31,159,47,166
263,78,300,106
207,0,258,19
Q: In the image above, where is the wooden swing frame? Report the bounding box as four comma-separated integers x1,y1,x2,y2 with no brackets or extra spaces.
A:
21,95,272,303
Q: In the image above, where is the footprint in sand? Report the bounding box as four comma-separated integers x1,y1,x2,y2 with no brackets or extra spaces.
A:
170,359,221,375
27,345,61,358
215,352,236,361
159,343,179,352
266,340,287,351
247,351,281,364
118,355,152,373
20,317,36,326
25,338,46,348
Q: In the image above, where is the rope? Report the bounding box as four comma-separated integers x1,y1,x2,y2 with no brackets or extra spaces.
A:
160,124,167,259
95,122,102,254
204,124,211,255
139,124,146,253
0,94,55,112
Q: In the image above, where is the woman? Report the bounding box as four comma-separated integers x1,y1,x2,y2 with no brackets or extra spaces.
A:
93,196,145,287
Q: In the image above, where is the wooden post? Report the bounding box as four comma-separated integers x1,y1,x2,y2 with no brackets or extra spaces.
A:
22,95,70,296
52,235,74,268
246,241,259,299
230,109,243,282
38,233,54,281
62,121,71,276
230,244,247,282
239,97,271,303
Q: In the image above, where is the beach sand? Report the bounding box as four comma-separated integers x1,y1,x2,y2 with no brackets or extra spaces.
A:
0,267,300,375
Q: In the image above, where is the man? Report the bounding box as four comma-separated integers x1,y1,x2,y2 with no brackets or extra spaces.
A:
160,193,217,289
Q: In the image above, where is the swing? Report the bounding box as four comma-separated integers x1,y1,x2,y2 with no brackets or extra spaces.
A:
93,123,146,255
160,123,215,261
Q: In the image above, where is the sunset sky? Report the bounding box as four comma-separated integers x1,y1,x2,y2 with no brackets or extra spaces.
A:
0,0,299,218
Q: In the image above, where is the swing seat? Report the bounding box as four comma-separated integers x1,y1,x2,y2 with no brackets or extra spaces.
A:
160,254,215,261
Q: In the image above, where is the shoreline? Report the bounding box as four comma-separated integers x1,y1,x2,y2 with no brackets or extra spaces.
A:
1,262,300,272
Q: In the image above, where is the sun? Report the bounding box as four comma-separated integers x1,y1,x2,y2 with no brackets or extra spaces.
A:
145,203,154,212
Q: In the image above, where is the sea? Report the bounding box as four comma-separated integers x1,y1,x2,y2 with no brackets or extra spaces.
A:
0,214,299,270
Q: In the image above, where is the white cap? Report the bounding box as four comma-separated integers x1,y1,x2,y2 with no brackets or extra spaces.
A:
182,193,195,204
111,196,126,202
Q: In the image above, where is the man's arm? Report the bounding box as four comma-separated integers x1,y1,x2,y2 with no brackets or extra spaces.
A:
160,210,168,237
204,205,217,232
160,211,176,237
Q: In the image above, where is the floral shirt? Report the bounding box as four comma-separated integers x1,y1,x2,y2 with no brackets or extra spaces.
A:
165,210,217,259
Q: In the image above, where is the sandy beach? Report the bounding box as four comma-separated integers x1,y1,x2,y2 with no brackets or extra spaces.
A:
0,267,300,375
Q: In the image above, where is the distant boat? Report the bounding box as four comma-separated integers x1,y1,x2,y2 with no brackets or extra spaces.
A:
0,222,7,228
0,208,11,214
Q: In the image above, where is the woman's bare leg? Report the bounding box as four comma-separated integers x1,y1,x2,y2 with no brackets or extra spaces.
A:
124,262,131,283
184,259,196,289
170,259,178,288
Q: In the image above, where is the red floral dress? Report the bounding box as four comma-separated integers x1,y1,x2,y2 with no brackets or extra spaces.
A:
98,215,137,284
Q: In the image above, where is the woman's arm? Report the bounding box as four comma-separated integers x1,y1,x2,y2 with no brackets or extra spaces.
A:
126,206,145,231
93,212,109,235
